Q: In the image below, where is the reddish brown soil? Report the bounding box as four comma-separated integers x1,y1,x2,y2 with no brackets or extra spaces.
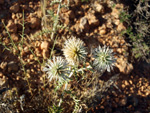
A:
0,0,150,113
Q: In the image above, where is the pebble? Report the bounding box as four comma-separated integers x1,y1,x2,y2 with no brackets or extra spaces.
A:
35,41,41,47
114,19,120,25
129,80,133,84
93,1,104,13
11,33,19,41
79,17,89,32
27,59,30,63
122,84,125,88
119,96,127,106
21,4,28,10
68,10,75,19
40,41,49,50
124,80,129,86
2,30,8,37
30,17,41,29
35,48,41,57
16,13,23,19
42,49,49,59
111,8,119,19
117,23,126,32
61,13,70,25
87,13,99,27
0,77,6,86
24,46,29,53
29,54,34,60
7,61,19,72
116,48,122,54
11,13,16,19
100,29,106,35
74,0,81,6
107,21,113,28
0,62,7,70
9,3,20,13
0,72,3,78
6,20,17,33
36,10,42,18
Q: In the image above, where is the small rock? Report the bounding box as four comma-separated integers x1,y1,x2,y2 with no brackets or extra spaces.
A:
29,54,34,59
126,63,133,74
16,13,23,19
37,10,42,18
100,29,106,35
7,61,18,72
13,48,18,54
24,46,29,53
0,62,7,70
6,20,17,33
68,10,75,19
40,41,49,50
76,11,84,16
124,80,129,86
116,48,122,54
93,1,104,13
11,13,16,19
122,84,125,88
87,13,99,27
107,21,113,28
60,10,75,25
111,4,123,19
74,0,81,6
71,24,80,33
11,33,19,41
42,49,49,59
30,17,41,29
100,105,104,109
111,8,119,18
35,48,41,57
79,17,89,32
10,3,20,13
35,41,41,47
119,96,127,106
60,14,70,25
3,38,10,44
129,80,133,84
114,19,120,25
0,77,6,86
2,30,8,37
0,0,4,4
0,72,3,78
117,23,126,32
21,4,28,10
116,57,133,74
29,2,33,8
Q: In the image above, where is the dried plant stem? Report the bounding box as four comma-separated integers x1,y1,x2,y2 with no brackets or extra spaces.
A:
51,0,62,39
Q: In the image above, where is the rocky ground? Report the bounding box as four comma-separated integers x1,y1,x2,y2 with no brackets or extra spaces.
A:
0,0,150,113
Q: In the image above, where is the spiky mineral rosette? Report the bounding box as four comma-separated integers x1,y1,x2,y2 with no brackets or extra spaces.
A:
92,45,116,72
43,56,70,83
63,37,87,65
